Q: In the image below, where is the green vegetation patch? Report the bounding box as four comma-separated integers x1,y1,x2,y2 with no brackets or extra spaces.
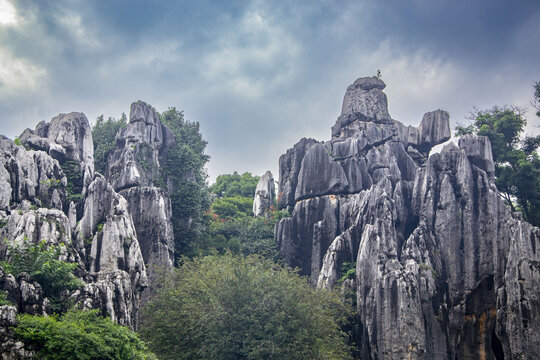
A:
141,254,352,360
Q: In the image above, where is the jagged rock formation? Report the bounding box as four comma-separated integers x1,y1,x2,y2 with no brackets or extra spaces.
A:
0,112,148,339
19,113,95,198
106,101,175,270
0,305,35,359
275,76,539,359
253,171,275,217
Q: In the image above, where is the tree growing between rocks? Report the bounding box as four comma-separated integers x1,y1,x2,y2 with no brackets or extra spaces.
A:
92,114,127,175
160,107,211,258
456,98,540,226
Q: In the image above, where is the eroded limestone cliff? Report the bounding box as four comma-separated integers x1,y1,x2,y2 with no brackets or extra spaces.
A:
275,76,539,359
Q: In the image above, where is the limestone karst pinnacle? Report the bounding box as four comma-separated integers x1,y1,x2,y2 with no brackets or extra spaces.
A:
275,75,539,359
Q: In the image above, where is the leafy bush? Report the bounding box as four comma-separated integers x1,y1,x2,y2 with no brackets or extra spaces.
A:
15,309,156,360
140,254,352,360
60,160,84,203
0,289,12,306
211,196,253,219
1,239,83,306
92,114,127,175
209,171,260,198
339,262,356,283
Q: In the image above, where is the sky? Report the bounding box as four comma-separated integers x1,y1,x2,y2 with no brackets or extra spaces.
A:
1,0,539,183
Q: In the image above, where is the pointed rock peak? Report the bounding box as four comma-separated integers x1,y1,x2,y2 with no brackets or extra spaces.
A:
253,171,275,217
333,76,391,136
416,109,451,151
129,101,160,126
350,76,386,91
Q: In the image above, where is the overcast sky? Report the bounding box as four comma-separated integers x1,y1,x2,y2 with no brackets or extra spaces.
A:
1,0,539,183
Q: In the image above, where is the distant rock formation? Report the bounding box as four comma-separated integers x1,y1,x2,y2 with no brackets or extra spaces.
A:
275,76,539,359
253,171,275,217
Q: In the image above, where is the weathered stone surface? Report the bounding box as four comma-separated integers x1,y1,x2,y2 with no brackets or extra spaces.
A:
278,137,318,210
0,136,66,211
107,101,174,191
119,187,174,268
19,112,94,194
0,305,36,359
105,101,176,304
72,174,147,329
276,75,539,359
253,171,275,217
458,134,495,178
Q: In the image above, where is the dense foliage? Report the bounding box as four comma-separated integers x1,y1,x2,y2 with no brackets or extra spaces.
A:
1,239,83,309
140,254,352,360
456,102,540,226
92,114,127,175
211,195,254,219
191,171,286,261
160,108,211,258
195,208,287,261
209,171,260,198
15,309,156,360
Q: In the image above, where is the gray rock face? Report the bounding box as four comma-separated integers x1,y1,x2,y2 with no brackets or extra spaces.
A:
458,134,495,178
253,171,275,217
0,130,148,331
107,101,174,191
276,76,539,358
0,305,36,359
19,112,94,195
0,136,66,211
106,101,175,300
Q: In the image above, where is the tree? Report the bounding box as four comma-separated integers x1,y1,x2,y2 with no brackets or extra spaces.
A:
1,239,83,312
140,254,352,360
92,114,127,175
160,108,211,258
456,104,540,226
209,171,260,198
15,309,156,360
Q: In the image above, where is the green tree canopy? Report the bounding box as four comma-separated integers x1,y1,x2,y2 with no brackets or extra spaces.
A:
209,171,260,198
140,254,351,360
456,103,540,226
15,309,156,360
92,114,127,175
160,108,211,258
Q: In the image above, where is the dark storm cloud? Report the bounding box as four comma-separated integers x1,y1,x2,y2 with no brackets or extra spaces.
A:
1,0,539,182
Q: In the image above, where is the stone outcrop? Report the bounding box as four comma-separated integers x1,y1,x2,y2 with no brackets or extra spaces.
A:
275,76,539,359
0,136,66,211
253,171,275,217
106,101,174,191
73,174,147,327
106,101,175,301
19,112,94,197
0,305,35,359
0,113,149,339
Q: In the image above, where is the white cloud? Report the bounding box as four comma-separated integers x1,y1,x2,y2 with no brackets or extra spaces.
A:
0,47,47,96
0,0,17,26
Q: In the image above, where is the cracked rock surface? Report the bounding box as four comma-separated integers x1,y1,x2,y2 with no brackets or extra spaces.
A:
276,76,539,359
